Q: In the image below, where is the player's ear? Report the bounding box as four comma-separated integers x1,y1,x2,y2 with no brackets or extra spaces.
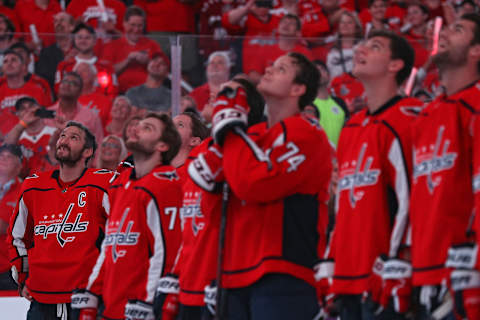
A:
155,141,169,153
189,136,201,148
82,147,93,159
290,83,306,98
469,43,480,60
388,59,404,74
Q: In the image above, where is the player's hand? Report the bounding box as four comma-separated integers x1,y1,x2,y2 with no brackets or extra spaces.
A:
21,285,32,301
211,86,249,146
71,289,99,320
125,299,155,320
153,274,180,320
451,270,480,319
204,282,217,316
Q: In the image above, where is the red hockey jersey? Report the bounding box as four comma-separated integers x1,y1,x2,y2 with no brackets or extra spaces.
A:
178,139,223,306
220,114,333,288
7,168,113,303
330,96,422,294
86,165,183,319
410,82,480,286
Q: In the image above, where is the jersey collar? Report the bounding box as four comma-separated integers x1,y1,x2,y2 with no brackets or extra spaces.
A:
367,95,403,116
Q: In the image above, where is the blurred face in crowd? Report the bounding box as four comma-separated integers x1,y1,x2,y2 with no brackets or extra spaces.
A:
370,0,387,21
258,55,301,99
126,117,165,155
124,117,140,142
12,47,30,72
316,63,330,88
111,97,132,121
434,18,478,68
457,2,477,16
55,126,89,166
322,0,339,11
407,5,428,28
54,12,74,35
58,74,82,99
3,53,23,77
0,149,21,177
75,63,96,91
207,54,230,83
74,29,96,54
353,36,397,81
124,15,144,44
16,100,41,125
338,13,357,37
278,17,300,37
148,55,169,79
100,137,122,164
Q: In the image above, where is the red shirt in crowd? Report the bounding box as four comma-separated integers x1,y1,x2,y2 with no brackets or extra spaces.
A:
78,92,113,128
15,0,61,47
188,83,210,112
0,177,22,273
101,36,162,93
134,0,196,33
66,0,126,32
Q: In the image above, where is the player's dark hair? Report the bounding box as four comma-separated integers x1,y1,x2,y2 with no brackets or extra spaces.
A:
232,77,266,126
368,0,387,8
65,121,97,165
462,13,480,73
0,14,15,40
15,96,38,111
182,112,210,140
144,113,181,165
10,42,30,56
287,52,320,110
281,13,302,31
368,30,414,85
124,5,146,22
63,71,84,92
408,2,429,16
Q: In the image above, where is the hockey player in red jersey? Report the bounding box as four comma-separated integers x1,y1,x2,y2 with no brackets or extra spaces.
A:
7,121,114,319
190,52,333,319
325,30,422,319
410,13,480,320
72,113,183,320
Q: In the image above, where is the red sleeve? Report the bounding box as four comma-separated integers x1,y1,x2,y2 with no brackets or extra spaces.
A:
66,0,85,19
222,118,332,204
301,9,330,38
221,11,245,35
473,115,480,253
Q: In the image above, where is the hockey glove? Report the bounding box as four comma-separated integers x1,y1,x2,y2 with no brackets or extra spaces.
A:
313,259,338,316
370,255,386,307
153,274,180,320
204,281,217,317
379,258,412,313
71,289,99,320
188,144,224,192
211,86,249,146
446,242,478,270
451,269,480,319
125,300,155,320
419,282,449,315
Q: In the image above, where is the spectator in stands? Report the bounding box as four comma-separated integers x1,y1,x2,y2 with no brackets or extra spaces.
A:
74,62,113,128
15,0,62,52
321,0,349,28
189,51,230,122
180,95,198,114
122,115,141,152
46,71,104,142
56,23,118,98
66,0,126,39
245,14,313,83
10,42,53,102
0,144,22,290
96,134,127,170
36,12,76,90
0,14,16,68
327,11,363,78
313,60,349,147
125,52,171,112
101,5,163,93
402,2,430,67
0,50,51,137
4,97,57,175
362,0,390,36
105,95,133,137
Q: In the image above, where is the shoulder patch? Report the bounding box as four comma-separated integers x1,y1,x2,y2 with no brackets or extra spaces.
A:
153,171,179,181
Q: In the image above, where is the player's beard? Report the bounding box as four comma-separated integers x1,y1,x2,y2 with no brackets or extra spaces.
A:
433,43,469,71
55,144,84,167
126,140,156,157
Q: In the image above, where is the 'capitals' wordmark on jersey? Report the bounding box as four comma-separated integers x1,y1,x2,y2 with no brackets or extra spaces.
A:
104,208,140,263
413,126,458,194
180,193,204,236
34,202,89,247
338,143,381,208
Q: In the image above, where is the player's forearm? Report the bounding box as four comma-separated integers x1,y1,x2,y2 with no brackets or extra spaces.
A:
4,122,26,145
228,5,249,25
114,59,131,75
